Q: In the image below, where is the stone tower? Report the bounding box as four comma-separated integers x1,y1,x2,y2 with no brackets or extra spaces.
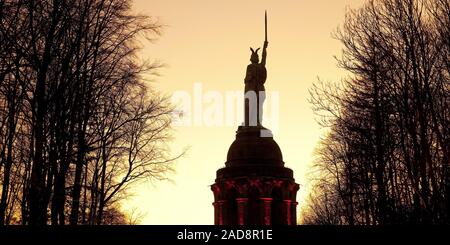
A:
211,127,299,225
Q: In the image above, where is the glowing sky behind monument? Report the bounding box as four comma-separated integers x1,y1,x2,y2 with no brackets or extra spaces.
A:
126,0,365,224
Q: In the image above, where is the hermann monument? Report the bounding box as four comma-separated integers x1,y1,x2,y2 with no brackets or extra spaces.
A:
211,12,299,225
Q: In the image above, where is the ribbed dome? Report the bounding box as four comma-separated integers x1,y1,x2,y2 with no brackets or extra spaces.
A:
226,126,284,167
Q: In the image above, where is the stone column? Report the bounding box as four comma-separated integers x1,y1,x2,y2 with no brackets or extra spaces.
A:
283,200,292,225
236,198,248,225
260,198,273,225
291,201,298,225
213,201,225,225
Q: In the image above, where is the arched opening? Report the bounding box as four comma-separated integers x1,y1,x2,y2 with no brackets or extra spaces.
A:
225,188,238,225
271,187,283,225
247,187,261,224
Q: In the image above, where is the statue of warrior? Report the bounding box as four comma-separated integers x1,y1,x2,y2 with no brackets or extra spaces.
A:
244,41,268,127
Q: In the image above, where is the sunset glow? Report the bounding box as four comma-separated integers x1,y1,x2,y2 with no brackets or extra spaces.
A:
126,0,365,224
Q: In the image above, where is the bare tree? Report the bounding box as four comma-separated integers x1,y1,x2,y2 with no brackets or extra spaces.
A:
0,0,177,225
306,0,450,224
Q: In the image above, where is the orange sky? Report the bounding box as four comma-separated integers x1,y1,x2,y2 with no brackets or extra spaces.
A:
125,0,365,224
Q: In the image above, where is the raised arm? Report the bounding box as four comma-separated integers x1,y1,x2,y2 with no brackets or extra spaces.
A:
261,41,268,67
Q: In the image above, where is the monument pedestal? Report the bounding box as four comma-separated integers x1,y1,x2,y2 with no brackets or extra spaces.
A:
211,126,299,225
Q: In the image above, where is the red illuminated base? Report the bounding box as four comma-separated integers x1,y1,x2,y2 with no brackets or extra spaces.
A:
211,126,299,225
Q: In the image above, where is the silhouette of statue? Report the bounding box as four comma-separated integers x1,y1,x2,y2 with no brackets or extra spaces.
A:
244,43,268,126
244,11,269,127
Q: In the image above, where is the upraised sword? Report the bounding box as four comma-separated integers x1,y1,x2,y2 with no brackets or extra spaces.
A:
265,10,268,43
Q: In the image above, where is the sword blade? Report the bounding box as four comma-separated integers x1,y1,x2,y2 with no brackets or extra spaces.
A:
265,10,268,42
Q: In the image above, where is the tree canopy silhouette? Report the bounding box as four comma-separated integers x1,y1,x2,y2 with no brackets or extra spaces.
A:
304,0,449,225
0,0,177,225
